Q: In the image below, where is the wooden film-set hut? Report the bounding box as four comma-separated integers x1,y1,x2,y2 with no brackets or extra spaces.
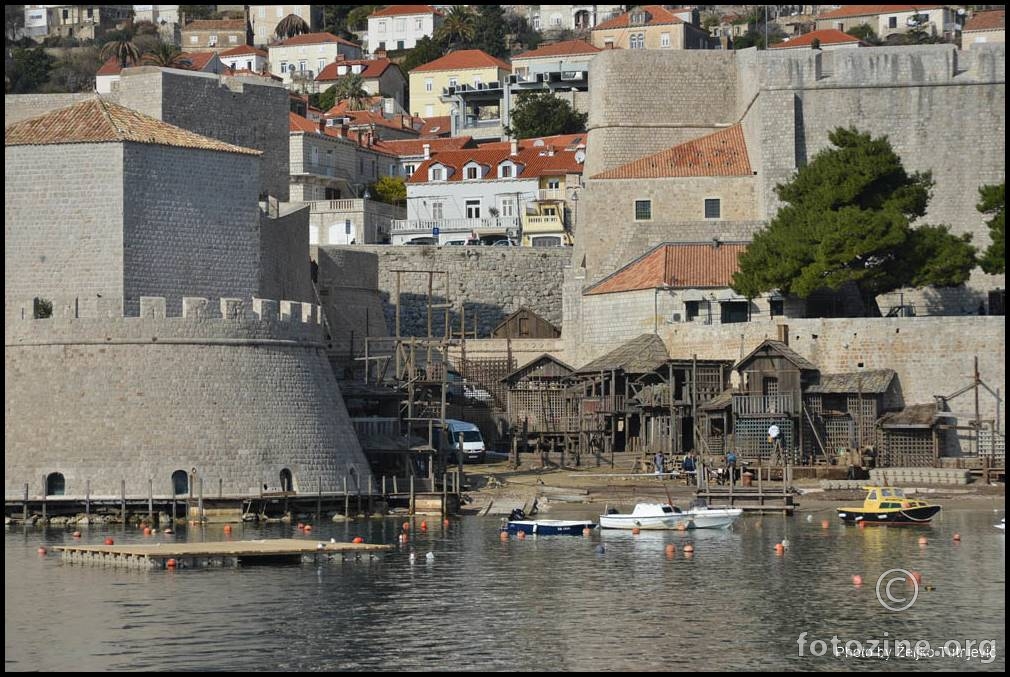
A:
803,369,902,461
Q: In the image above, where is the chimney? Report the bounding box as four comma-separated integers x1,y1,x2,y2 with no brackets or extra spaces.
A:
318,118,326,134
374,48,387,59
510,139,518,156
422,143,431,159
777,324,789,345
335,53,346,62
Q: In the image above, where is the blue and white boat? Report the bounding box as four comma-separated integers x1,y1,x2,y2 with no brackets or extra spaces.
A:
502,508,595,535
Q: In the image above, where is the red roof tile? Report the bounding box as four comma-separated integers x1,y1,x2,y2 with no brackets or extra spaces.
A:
770,28,863,49
817,5,946,20
325,106,421,136
407,139,585,184
182,51,220,71
183,19,247,32
227,69,281,81
97,55,133,75
585,243,749,295
370,5,441,17
418,115,451,137
6,97,260,155
514,40,601,60
218,44,267,58
371,136,475,157
277,32,360,48
289,111,321,134
592,5,684,32
410,49,510,73
316,58,396,82
964,9,1005,31
592,125,751,179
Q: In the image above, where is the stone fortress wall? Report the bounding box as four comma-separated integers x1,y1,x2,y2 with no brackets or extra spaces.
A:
5,296,371,499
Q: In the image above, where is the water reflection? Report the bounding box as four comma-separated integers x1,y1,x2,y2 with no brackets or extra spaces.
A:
4,510,1004,671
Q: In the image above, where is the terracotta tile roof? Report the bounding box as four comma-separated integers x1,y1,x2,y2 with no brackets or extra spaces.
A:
592,125,750,179
371,136,475,157
418,115,451,137
817,5,947,20
410,49,511,73
964,9,1005,31
585,242,749,295
6,98,261,156
316,58,395,82
218,44,267,58
480,133,587,153
406,140,585,184
289,111,321,134
325,107,421,135
182,51,220,71
770,28,863,49
277,32,360,48
592,5,684,32
183,19,247,32
370,5,441,17
325,97,384,115
514,40,601,60
97,55,133,75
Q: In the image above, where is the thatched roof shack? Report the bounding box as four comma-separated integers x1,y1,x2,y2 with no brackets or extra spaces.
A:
576,334,670,376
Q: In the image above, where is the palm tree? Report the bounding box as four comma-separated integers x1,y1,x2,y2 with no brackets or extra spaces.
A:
437,6,476,49
141,43,193,69
333,72,370,111
274,13,310,41
100,37,141,69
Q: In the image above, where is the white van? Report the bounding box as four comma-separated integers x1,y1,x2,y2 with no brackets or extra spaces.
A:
444,419,486,463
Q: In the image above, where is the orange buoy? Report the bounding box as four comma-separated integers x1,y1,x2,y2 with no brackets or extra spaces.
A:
774,543,785,555
821,520,830,529
683,544,694,554
517,530,526,539
223,525,232,534
631,527,641,535
442,519,450,527
166,558,177,568
402,521,410,532
37,547,47,556
665,544,676,555
582,527,592,536
72,531,82,538
852,575,863,586
420,520,428,530
499,531,509,540
858,521,867,529
352,536,364,544
304,525,312,532
104,537,115,545
910,571,923,584
143,527,152,536
918,536,927,545
952,533,961,542
297,523,305,530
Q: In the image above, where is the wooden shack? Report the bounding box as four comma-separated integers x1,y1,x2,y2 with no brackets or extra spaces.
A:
876,403,939,467
491,307,560,339
732,339,820,461
502,354,576,434
803,369,902,460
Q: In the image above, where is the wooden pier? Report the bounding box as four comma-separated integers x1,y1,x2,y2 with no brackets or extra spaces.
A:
696,464,797,515
54,539,393,570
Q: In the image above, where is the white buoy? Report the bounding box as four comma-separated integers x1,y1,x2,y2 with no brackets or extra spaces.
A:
330,537,336,543
316,542,325,550
409,551,417,563
806,514,813,522
425,552,435,561
781,538,790,548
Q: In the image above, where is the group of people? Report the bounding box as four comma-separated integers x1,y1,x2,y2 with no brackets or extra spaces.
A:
651,450,740,486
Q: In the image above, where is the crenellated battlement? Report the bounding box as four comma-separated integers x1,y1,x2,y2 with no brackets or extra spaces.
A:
9,296,321,326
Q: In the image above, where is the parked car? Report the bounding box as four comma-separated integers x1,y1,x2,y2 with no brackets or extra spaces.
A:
444,239,466,246
464,383,494,405
443,419,486,463
405,236,438,245
491,239,519,247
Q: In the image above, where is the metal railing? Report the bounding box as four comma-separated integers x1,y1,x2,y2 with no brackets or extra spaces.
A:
390,216,520,233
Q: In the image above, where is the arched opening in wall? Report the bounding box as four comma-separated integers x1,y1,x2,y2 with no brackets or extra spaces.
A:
171,470,189,496
45,472,66,496
280,468,294,493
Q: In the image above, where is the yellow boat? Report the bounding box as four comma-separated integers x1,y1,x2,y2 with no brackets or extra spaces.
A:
837,486,941,525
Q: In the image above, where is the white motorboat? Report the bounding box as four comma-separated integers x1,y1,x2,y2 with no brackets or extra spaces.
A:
600,503,691,530
599,503,743,530
997,518,1005,531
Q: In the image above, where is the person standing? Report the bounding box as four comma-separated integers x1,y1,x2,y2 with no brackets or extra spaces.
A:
726,450,737,485
654,451,665,476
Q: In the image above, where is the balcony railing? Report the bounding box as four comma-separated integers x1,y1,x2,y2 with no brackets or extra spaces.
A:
732,394,798,417
536,189,565,201
522,214,565,233
390,216,520,233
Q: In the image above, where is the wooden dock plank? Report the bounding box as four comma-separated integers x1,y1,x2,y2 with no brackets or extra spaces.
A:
54,538,392,558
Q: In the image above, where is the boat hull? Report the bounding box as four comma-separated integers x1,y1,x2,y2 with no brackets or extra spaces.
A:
837,505,941,525
600,508,742,530
504,520,596,535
